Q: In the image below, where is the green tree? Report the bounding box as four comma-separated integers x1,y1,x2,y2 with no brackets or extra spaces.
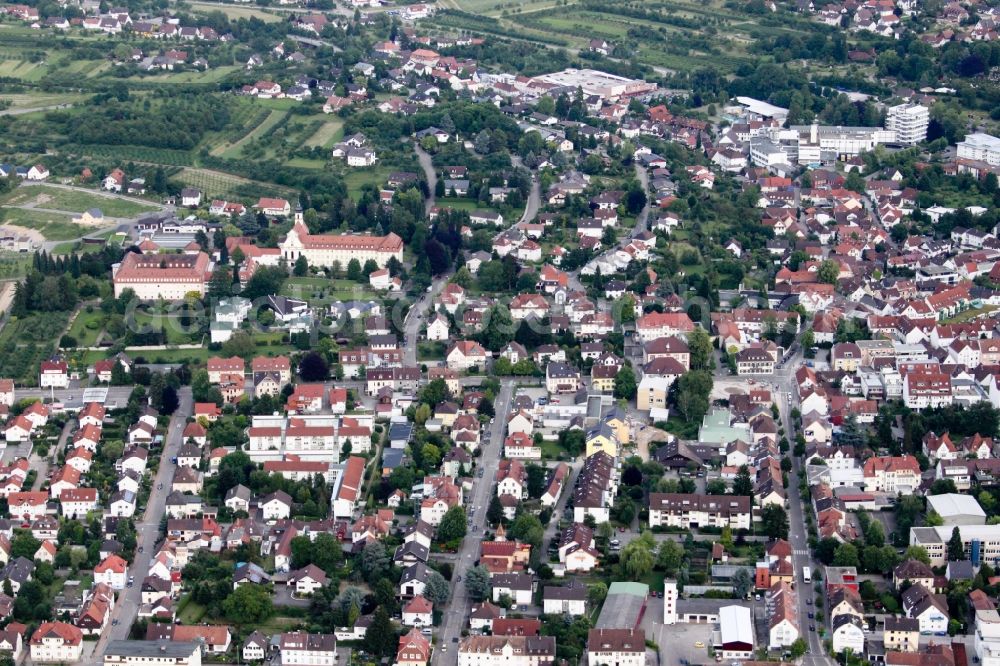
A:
760,505,789,539
437,505,468,543
486,494,505,526
674,370,713,423
947,526,965,561
614,365,637,400
364,606,397,657
732,465,753,497
732,568,753,599
817,259,840,285
222,584,273,624
588,582,608,606
833,542,860,568
465,564,491,601
790,638,808,659
293,255,308,277
620,535,655,578
904,546,931,565
424,570,450,605
360,541,389,581
347,259,363,281
656,540,683,574
688,327,714,370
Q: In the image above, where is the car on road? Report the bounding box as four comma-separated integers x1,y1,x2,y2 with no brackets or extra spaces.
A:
806,598,812,605
694,642,705,649
809,625,815,632
807,612,813,619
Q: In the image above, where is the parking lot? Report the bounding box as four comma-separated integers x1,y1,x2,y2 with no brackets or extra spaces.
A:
649,619,715,666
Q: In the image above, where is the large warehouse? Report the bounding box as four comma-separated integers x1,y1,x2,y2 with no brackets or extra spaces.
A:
716,605,755,660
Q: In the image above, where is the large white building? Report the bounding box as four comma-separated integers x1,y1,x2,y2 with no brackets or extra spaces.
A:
112,251,212,300
794,124,897,163
246,414,374,463
279,222,403,269
910,524,1000,566
717,606,754,660
104,640,201,666
958,133,1000,166
886,104,929,145
648,493,751,530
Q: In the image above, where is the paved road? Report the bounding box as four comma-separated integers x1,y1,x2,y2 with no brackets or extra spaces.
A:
403,276,448,367
632,163,651,238
774,353,836,666
90,387,192,664
415,144,437,216
434,380,515,665
540,459,581,548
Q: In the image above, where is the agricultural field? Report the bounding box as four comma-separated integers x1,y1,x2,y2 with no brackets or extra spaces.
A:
174,168,297,201
1,186,159,218
0,311,71,385
0,92,86,109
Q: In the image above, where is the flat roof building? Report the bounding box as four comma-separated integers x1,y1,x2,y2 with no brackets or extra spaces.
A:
925,493,986,526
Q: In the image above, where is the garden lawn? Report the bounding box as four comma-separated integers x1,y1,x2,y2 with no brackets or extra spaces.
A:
65,307,107,348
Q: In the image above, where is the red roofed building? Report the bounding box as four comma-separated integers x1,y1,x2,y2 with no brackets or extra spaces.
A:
863,455,921,493
59,488,97,519
333,456,366,519
112,251,212,300
903,372,952,410
94,554,128,589
29,622,83,663
396,628,431,666
636,311,695,343
280,222,404,269
286,384,326,413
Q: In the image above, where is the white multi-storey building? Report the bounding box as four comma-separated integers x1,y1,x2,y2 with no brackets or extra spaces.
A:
886,104,929,145
959,133,1000,166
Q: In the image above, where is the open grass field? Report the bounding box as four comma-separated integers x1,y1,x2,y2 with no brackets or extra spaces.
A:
128,65,240,85
2,186,158,217
343,166,393,198
0,59,48,81
304,119,345,148
283,276,380,304
0,208,90,241
189,1,284,22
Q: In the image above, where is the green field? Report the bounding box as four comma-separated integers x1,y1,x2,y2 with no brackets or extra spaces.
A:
64,307,107,348
304,119,345,148
1,186,158,217
283,276,380,304
343,167,393,198
189,1,284,22
0,208,91,241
